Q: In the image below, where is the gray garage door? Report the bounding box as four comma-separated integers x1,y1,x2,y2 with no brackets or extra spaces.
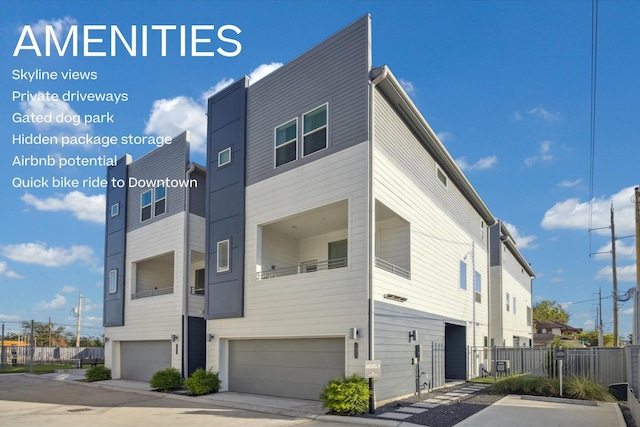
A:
229,338,345,400
121,340,171,382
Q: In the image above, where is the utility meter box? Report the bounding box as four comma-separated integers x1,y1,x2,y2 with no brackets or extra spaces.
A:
495,360,510,373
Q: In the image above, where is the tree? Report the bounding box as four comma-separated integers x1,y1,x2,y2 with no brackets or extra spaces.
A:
532,300,569,327
20,321,73,347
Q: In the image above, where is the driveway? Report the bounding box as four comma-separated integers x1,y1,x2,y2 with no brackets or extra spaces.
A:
0,374,368,427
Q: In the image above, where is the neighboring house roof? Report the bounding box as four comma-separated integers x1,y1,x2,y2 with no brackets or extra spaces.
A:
535,321,582,334
533,333,581,347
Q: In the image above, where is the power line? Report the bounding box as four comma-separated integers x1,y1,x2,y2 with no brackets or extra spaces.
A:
588,0,599,255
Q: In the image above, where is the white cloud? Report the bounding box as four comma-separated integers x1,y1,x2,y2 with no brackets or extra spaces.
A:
0,261,23,279
594,264,637,282
528,106,561,122
621,307,634,315
583,319,595,329
513,111,523,121
22,191,105,224
61,285,78,293
436,131,452,142
541,186,638,235
594,240,636,261
524,141,554,167
399,78,416,97
20,94,91,132
456,156,497,172
557,179,583,188
0,314,20,321
36,294,67,310
1,242,95,267
503,221,537,249
145,63,283,154
27,16,77,38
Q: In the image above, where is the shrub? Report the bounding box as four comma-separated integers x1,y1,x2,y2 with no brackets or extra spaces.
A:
564,376,615,402
150,367,183,392
184,368,221,396
85,365,111,381
320,374,370,415
489,374,559,397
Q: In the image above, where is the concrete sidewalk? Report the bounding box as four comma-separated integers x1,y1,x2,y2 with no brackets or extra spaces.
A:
452,394,626,427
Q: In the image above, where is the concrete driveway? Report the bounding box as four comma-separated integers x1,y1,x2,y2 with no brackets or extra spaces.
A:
0,374,372,427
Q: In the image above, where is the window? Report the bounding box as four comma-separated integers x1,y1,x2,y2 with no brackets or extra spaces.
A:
328,239,347,269
194,268,205,294
111,202,119,217
513,297,517,314
303,104,327,156
141,190,152,221
527,306,532,326
218,147,231,167
459,261,467,290
275,119,297,167
217,240,230,272
109,269,117,294
506,292,510,311
437,168,447,186
474,271,481,303
141,186,166,222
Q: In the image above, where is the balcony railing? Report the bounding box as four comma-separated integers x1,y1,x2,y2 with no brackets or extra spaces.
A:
375,257,411,279
190,286,205,296
257,257,347,280
131,286,173,299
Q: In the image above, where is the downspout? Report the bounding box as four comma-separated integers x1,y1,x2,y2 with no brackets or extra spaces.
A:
182,162,196,378
368,65,388,413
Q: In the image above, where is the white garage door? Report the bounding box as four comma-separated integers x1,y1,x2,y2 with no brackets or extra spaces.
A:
228,338,345,400
121,340,172,382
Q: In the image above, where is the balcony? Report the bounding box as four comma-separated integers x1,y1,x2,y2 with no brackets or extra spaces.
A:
375,201,410,279
132,252,174,299
132,286,173,299
257,200,349,280
375,257,410,279
256,257,347,280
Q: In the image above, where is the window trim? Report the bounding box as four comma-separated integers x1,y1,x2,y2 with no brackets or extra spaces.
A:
109,269,118,294
218,147,232,168
154,185,166,216
459,260,467,290
141,189,152,222
110,202,119,218
437,167,448,187
140,186,167,222
217,239,230,273
274,118,298,168
302,103,328,158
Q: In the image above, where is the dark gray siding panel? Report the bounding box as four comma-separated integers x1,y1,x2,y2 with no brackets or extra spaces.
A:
187,316,206,376
444,323,466,379
127,133,189,232
489,223,501,267
188,168,206,218
245,15,371,186
374,301,466,401
104,156,128,327
205,79,248,319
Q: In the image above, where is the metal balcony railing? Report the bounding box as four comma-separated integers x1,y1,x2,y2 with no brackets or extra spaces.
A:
256,257,347,280
375,257,411,279
190,286,205,296
131,286,173,299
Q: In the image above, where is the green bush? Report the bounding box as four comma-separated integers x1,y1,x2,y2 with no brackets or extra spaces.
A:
320,374,370,415
184,368,221,396
85,365,111,381
564,376,615,402
150,367,183,392
489,374,560,397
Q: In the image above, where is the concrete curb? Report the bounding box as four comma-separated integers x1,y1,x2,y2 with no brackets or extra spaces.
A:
520,395,598,406
314,414,424,426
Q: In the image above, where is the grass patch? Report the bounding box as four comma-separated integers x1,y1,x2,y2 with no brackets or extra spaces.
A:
0,364,75,374
487,374,614,402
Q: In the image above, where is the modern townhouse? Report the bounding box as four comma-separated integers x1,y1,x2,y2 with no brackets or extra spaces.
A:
103,14,534,405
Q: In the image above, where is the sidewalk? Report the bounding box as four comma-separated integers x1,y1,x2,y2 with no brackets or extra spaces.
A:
40,370,627,427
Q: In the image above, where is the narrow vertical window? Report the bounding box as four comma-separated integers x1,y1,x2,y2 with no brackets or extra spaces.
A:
111,202,119,217
437,168,447,187
109,269,117,294
474,271,481,303
513,297,517,314
459,261,467,290
303,104,327,156
217,239,230,272
154,186,166,216
506,292,510,311
275,119,297,167
141,190,152,221
218,147,232,167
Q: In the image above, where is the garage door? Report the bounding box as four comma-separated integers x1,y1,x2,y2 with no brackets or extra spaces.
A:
121,341,171,382
229,338,345,400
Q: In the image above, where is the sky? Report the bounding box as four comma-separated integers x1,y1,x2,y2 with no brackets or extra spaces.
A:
0,1,638,342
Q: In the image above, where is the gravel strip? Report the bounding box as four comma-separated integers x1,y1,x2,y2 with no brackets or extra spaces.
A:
358,383,505,427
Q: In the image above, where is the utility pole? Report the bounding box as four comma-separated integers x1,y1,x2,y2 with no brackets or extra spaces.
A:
75,294,83,347
48,317,52,347
598,288,603,346
611,204,619,347
634,187,640,344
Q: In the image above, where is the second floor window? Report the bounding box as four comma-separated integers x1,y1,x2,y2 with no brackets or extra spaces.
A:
141,185,166,222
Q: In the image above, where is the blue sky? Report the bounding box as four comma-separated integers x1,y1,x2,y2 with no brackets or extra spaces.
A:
1,1,638,341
